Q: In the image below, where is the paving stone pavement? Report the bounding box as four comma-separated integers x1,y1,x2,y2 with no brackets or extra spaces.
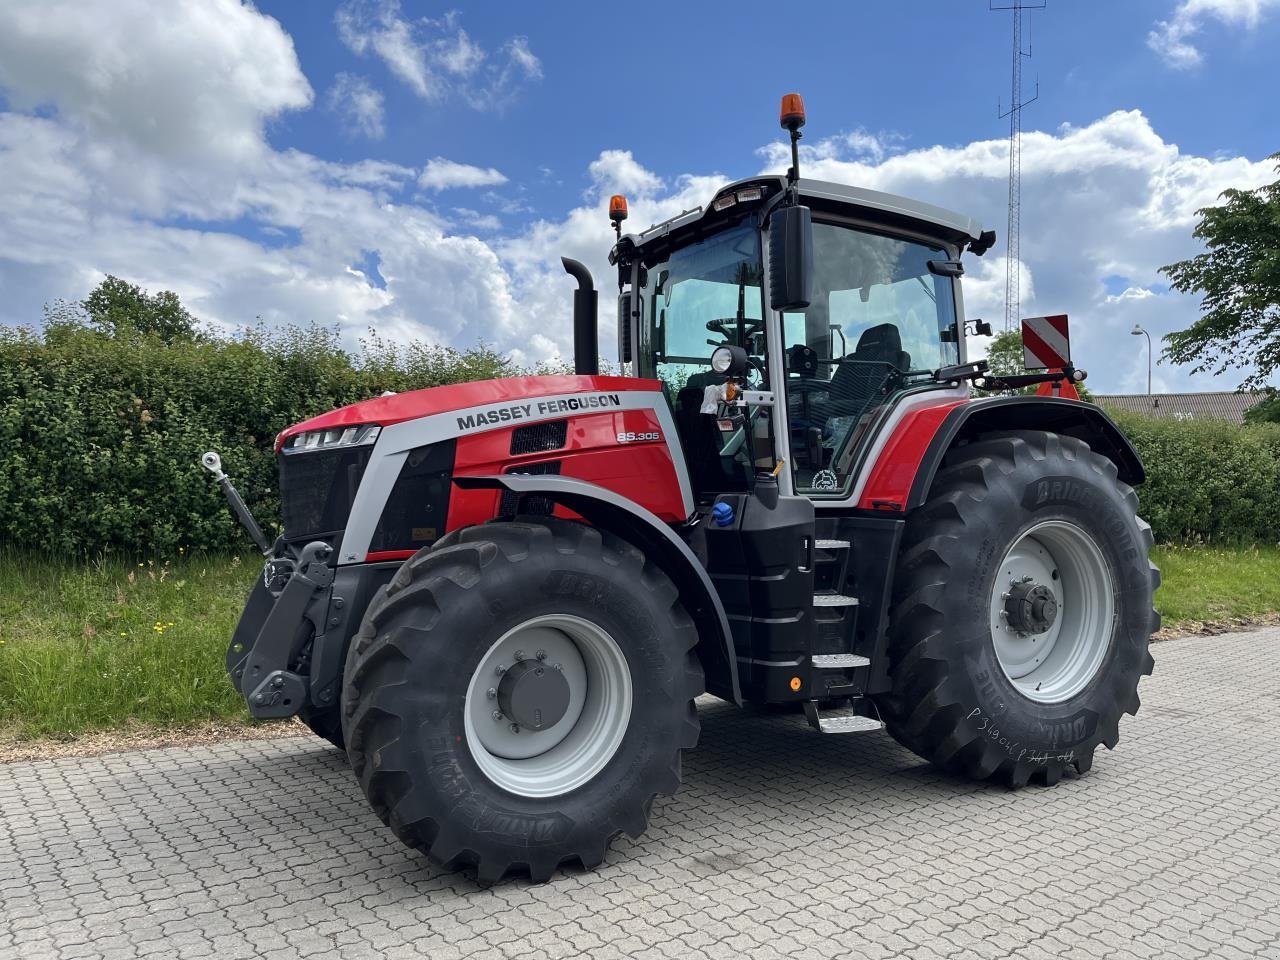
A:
3,628,1279,960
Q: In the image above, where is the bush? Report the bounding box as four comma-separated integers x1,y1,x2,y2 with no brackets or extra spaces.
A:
1108,410,1280,544
0,320,515,556
4,280,1277,553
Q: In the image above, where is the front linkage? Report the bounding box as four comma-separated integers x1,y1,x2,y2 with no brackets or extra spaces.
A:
203,450,333,720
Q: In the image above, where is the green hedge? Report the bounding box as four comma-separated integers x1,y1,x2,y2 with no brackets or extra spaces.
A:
0,322,517,555
4,318,1277,554
1108,409,1280,544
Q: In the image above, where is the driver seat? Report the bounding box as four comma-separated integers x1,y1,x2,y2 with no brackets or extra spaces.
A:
827,324,910,418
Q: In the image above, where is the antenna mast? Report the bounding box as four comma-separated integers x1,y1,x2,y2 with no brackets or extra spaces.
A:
991,1,1044,331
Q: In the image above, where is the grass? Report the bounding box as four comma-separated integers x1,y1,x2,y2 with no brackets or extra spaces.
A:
0,552,256,741
1150,543,1280,629
2,544,1279,744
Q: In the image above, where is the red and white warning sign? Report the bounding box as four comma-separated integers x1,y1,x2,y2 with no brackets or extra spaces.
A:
1021,314,1071,370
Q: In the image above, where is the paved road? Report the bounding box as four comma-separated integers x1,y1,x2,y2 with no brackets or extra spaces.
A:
3,629,1279,960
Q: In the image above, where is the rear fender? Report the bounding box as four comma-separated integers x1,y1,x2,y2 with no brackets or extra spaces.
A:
907,396,1145,509
453,474,742,704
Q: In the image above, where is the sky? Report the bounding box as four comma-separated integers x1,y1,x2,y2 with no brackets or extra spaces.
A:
1,0,1278,394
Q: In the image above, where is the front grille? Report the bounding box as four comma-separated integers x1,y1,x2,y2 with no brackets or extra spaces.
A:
500,460,561,517
368,440,455,553
279,446,372,541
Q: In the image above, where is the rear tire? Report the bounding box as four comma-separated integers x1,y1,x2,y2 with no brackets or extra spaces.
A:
342,518,703,881
878,430,1158,787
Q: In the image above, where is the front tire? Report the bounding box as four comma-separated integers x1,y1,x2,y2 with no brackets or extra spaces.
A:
878,430,1158,786
342,518,703,881
299,705,344,750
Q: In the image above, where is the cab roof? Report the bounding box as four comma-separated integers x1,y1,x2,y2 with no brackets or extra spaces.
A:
613,175,990,264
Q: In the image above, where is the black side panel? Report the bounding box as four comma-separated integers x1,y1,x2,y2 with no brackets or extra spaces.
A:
909,397,1145,510
368,439,455,553
704,494,816,703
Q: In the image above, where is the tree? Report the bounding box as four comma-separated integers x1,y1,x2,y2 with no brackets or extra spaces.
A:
1161,156,1280,389
985,328,1025,378
80,275,200,343
1244,390,1280,424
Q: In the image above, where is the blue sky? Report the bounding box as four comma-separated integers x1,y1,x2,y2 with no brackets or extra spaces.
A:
1,0,1278,393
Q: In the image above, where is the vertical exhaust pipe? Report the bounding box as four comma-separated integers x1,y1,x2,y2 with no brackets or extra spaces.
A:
562,257,599,376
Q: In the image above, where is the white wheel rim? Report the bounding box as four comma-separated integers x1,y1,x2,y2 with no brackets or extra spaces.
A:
463,615,633,798
989,520,1116,704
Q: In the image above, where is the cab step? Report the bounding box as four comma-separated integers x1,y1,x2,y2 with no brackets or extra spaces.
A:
811,653,870,668
803,700,884,734
813,593,859,607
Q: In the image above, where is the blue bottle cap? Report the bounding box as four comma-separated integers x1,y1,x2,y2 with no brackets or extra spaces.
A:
712,501,735,527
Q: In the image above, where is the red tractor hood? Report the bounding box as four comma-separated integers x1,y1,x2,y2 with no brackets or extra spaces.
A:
276,375,658,451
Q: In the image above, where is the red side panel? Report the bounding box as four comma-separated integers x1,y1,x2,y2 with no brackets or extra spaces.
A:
856,399,968,512
277,375,658,450
447,405,686,528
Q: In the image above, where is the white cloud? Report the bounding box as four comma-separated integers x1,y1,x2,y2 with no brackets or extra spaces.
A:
1106,286,1158,304
0,3,1274,393
0,2,524,355
335,1,541,110
588,150,665,197
0,0,310,170
326,73,385,139
419,158,508,191
451,208,503,232
1148,0,1280,68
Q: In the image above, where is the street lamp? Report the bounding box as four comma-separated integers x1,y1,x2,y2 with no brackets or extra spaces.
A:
1131,324,1152,397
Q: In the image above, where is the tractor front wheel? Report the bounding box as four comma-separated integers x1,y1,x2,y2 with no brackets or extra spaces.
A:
879,430,1158,786
342,518,702,881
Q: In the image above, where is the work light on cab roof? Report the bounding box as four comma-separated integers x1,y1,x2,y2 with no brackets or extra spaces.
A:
202,90,1157,885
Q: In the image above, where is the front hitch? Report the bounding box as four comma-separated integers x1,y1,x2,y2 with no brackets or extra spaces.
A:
234,540,334,719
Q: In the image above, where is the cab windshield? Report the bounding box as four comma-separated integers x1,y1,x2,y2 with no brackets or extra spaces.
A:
631,217,960,500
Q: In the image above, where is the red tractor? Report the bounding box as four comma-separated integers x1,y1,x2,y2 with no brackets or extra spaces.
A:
206,96,1157,882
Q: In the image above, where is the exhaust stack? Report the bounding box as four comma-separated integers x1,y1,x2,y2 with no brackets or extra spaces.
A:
562,257,599,376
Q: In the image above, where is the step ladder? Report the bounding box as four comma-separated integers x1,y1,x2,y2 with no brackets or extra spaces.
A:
805,537,882,732
803,699,885,734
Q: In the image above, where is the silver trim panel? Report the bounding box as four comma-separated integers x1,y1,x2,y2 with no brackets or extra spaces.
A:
338,388,693,564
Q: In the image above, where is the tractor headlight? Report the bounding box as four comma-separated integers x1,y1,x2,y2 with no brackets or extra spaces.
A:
283,423,381,454
710,344,749,377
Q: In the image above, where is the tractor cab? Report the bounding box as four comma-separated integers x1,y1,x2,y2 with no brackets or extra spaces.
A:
612,173,992,505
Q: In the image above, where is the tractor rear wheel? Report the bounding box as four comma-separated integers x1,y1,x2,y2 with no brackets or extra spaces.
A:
342,518,703,881
879,430,1158,786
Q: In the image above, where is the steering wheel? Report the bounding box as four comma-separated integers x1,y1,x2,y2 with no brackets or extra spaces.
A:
705,317,763,340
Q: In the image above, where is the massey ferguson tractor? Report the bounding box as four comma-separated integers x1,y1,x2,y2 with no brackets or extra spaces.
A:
205,95,1157,882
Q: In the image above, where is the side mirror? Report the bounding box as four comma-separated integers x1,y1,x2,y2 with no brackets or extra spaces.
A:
768,204,813,312
617,292,633,364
